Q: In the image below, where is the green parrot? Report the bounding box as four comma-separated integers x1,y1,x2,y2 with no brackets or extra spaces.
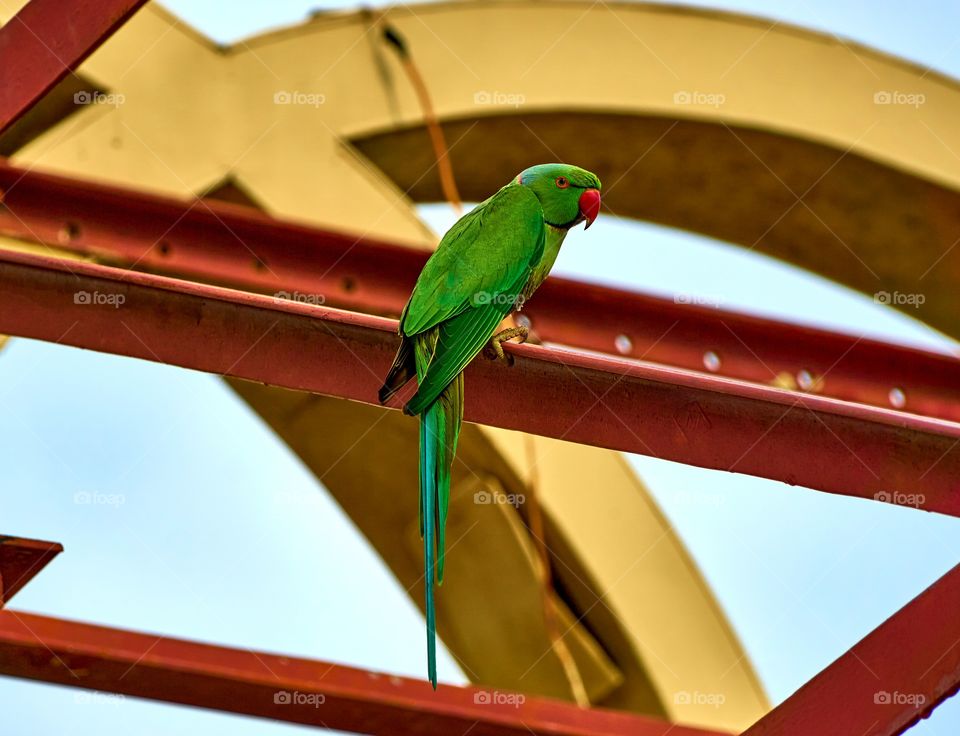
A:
378,163,602,688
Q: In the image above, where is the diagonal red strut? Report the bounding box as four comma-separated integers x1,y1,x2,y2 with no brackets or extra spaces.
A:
0,537,62,607
0,0,149,134
0,610,724,736
742,562,960,736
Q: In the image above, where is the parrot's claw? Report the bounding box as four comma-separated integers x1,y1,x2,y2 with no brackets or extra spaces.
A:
486,326,529,364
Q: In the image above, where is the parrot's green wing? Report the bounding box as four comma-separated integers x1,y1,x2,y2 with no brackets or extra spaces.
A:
401,185,545,336
402,185,545,415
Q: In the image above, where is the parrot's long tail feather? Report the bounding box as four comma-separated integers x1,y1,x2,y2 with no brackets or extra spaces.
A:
416,334,463,689
419,404,439,687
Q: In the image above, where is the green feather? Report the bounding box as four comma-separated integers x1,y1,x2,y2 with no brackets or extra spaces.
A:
401,184,545,336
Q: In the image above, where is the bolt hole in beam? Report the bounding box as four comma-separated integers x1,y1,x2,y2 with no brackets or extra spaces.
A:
57,222,80,245
703,351,721,373
890,387,907,409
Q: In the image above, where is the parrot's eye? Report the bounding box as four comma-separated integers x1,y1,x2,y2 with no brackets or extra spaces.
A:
555,176,569,189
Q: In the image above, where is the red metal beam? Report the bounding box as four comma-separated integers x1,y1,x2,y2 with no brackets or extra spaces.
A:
742,562,960,736
1,162,959,421
0,537,62,606
1,248,960,515
0,610,723,736
0,0,149,134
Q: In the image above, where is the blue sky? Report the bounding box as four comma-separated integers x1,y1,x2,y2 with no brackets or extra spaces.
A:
2,1,960,734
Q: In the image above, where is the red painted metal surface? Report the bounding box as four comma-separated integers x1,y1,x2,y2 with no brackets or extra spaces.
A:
0,537,62,606
0,610,724,736
743,562,960,736
1,247,960,515
1,162,959,421
0,0,149,134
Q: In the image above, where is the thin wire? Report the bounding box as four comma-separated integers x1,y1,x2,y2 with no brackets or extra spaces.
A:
525,434,590,707
381,22,462,213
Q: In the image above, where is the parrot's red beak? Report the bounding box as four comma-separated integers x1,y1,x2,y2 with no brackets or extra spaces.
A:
579,188,601,229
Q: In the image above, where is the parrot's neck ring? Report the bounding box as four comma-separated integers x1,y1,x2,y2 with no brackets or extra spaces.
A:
545,216,584,230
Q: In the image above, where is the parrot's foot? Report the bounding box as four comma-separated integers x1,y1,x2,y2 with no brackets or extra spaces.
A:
486,326,528,364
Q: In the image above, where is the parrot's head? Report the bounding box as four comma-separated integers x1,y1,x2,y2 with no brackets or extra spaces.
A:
514,163,602,230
